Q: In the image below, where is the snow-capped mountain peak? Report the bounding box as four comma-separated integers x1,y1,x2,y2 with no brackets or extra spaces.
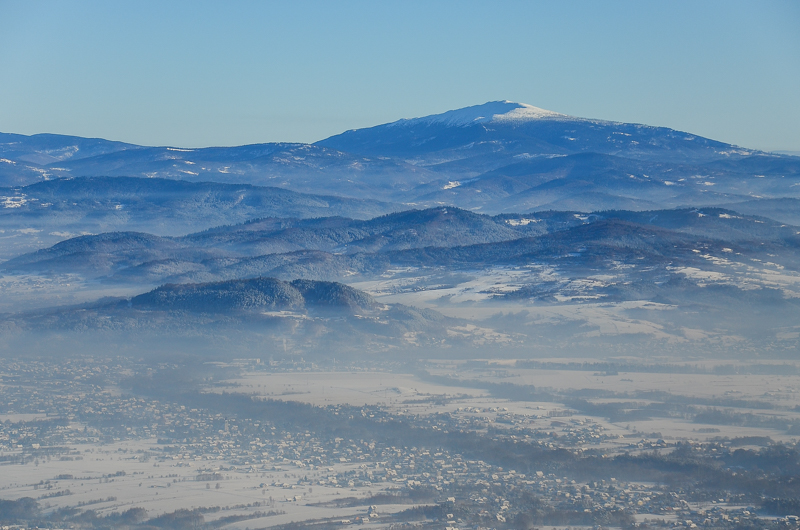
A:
390,100,567,128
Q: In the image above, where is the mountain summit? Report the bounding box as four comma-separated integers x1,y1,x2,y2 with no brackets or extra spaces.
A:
388,100,567,128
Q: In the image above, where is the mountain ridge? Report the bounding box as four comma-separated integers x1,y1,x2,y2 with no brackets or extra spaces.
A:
0,176,403,260
5,206,797,288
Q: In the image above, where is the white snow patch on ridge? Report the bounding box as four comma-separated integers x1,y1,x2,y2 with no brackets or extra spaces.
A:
1,195,27,208
391,101,568,128
505,218,539,226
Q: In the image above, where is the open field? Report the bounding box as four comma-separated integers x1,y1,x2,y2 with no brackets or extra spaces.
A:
221,361,800,446
214,370,489,408
0,439,411,528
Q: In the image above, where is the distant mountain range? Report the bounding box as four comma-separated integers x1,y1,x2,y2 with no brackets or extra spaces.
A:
0,176,401,259
2,101,798,214
1,102,799,354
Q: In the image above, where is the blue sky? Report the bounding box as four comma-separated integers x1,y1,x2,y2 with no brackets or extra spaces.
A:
1,0,798,151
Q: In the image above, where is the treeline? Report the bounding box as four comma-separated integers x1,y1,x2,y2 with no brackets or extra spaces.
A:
0,497,148,528
694,409,793,430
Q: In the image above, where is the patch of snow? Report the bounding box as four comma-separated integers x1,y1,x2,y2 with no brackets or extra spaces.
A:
1,195,27,208
505,218,539,226
166,147,194,152
719,149,753,156
673,267,729,283
443,181,461,190
0,158,15,164
261,311,308,320
27,167,51,178
494,103,567,123
514,153,567,159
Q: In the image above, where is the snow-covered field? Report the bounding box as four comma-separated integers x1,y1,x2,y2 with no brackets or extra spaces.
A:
213,370,489,408
0,438,407,527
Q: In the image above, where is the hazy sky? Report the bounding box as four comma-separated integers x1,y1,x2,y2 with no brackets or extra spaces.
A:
1,0,798,151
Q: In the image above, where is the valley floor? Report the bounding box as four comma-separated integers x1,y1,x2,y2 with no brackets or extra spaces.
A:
2,354,800,529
